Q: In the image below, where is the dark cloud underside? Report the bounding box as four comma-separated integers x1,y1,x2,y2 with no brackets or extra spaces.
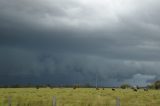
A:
0,0,160,86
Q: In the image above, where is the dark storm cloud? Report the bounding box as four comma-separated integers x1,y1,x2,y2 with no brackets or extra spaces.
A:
0,0,160,86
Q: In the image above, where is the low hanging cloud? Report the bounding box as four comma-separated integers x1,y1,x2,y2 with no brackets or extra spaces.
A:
0,0,160,86
123,74,156,86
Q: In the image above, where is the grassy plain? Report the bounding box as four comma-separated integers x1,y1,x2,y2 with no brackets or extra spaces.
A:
0,88,160,106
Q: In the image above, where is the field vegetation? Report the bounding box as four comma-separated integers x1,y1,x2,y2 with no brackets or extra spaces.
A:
0,88,160,106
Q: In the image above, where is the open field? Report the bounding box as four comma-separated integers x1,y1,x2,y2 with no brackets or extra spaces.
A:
0,88,160,106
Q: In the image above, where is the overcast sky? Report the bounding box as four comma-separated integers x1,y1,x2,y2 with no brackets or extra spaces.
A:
0,0,160,86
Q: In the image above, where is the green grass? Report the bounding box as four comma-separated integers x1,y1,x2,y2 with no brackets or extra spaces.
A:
0,88,160,106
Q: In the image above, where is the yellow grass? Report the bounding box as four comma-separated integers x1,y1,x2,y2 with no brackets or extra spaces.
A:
0,88,160,106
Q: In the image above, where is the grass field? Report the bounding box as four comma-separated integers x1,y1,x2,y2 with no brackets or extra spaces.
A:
0,88,160,106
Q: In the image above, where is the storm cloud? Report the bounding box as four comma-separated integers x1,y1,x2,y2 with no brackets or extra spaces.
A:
0,0,160,86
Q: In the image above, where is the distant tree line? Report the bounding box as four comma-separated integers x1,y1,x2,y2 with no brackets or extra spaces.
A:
120,80,160,90
0,83,95,88
120,84,131,89
1,80,160,89
147,80,160,89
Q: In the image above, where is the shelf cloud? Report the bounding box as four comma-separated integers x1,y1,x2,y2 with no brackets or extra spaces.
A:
0,0,160,86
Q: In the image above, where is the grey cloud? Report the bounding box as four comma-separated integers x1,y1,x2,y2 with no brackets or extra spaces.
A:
123,74,156,86
0,46,159,86
0,0,160,86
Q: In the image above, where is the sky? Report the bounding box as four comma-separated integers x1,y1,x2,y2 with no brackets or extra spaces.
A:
0,0,160,86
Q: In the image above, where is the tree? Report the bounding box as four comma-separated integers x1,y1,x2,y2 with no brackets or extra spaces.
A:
155,80,160,89
147,80,160,89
